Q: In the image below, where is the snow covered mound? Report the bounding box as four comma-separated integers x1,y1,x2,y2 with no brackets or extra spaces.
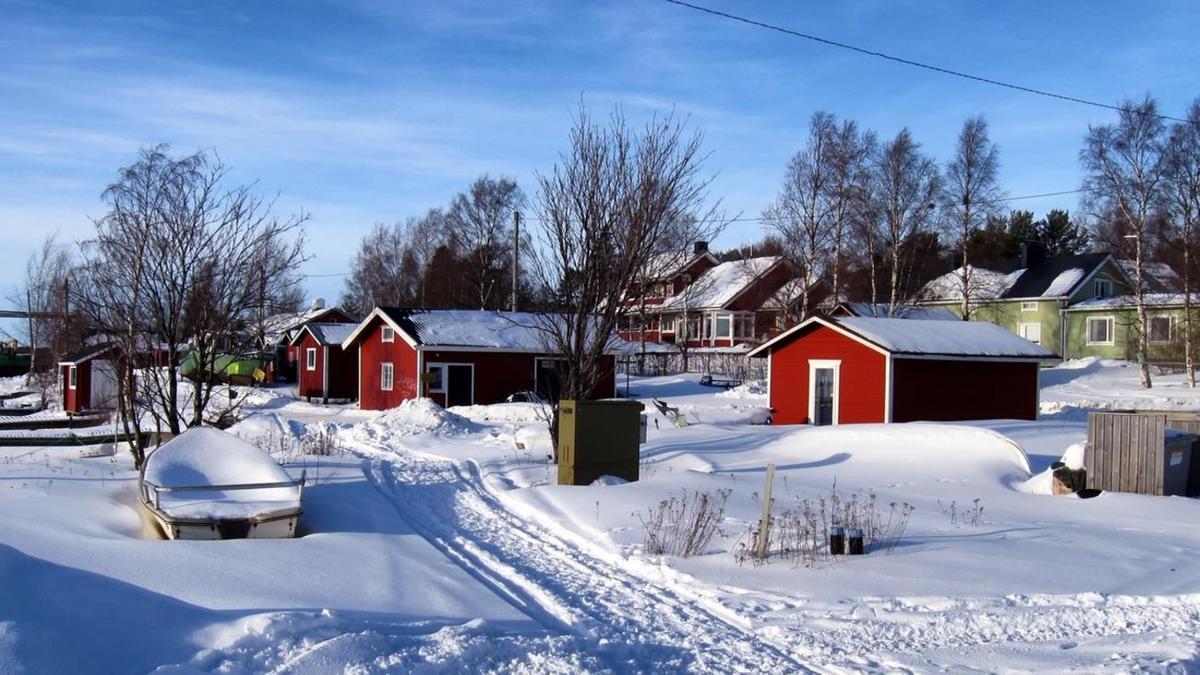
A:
450,402,548,423
717,379,767,398
1020,442,1086,495
1041,358,1200,416
373,398,480,437
226,413,309,446
144,427,293,488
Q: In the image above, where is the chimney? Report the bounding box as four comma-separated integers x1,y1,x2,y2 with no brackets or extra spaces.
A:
693,241,709,256
1020,241,1045,269
310,297,326,311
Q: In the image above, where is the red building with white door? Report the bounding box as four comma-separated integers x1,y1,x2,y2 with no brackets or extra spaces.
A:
748,316,1055,425
342,307,618,411
59,343,120,414
289,323,358,403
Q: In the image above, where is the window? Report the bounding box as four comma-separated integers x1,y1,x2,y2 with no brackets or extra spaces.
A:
715,314,732,338
1087,317,1114,345
1149,316,1176,344
68,366,77,389
381,326,395,343
380,362,394,391
1020,301,1038,312
1019,323,1042,345
305,348,317,371
1094,279,1113,299
733,315,755,339
425,364,445,393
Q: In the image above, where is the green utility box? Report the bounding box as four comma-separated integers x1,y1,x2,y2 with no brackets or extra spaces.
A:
556,399,645,486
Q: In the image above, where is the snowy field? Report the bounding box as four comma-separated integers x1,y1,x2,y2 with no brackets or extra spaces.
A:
2,362,1199,672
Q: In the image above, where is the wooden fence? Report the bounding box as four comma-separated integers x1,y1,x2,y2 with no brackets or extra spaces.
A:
1085,412,1195,496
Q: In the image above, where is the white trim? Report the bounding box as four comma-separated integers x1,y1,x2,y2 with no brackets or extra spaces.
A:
1093,278,1114,299
381,326,395,343
425,361,475,406
884,354,893,423
807,359,841,425
322,346,329,398
341,307,419,350
747,316,891,358
1020,301,1038,312
766,352,773,411
356,344,362,406
1067,254,1115,301
1017,322,1042,345
380,362,394,391
305,347,317,371
1148,314,1178,345
1085,315,1115,346
68,365,77,390
416,348,424,399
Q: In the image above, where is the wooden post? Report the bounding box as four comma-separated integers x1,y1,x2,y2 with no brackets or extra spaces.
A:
755,463,776,559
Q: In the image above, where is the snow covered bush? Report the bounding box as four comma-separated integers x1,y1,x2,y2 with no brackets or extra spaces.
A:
638,488,731,558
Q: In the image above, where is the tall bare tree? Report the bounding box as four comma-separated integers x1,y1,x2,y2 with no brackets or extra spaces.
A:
1163,99,1200,387
529,106,723,412
76,146,307,467
5,234,78,405
941,116,1002,319
873,129,942,313
1081,96,1167,389
446,176,525,310
828,120,876,304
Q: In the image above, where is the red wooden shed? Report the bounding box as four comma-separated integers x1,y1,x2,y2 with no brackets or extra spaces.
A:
747,316,1057,425
59,343,120,415
289,322,358,403
341,307,618,411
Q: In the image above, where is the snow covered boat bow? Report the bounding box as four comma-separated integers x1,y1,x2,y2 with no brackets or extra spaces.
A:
139,427,305,540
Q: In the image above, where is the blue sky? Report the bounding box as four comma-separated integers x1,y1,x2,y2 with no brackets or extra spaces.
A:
1,0,1198,307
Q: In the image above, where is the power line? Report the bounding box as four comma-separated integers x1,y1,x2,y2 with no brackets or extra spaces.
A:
663,0,1188,124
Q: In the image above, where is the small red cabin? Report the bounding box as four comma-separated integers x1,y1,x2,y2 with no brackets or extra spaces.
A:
59,343,121,415
289,323,358,403
342,307,618,411
748,316,1056,425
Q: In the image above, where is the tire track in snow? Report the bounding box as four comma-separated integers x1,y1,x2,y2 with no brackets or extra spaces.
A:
351,440,817,673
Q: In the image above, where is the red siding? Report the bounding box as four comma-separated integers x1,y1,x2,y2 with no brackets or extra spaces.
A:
420,351,617,407
62,363,90,414
891,358,1038,422
295,333,326,401
726,263,792,312
357,318,419,410
767,323,887,425
295,333,356,402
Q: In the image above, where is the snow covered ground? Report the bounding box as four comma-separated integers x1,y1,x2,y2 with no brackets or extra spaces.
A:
1,364,1199,672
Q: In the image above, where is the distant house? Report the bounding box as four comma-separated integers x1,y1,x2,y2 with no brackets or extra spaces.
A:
342,307,618,411
59,343,120,415
259,301,355,383
620,242,795,349
833,302,960,321
920,243,1187,361
289,323,358,403
748,316,1055,425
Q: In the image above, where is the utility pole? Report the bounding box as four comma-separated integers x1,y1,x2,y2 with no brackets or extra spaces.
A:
511,210,520,312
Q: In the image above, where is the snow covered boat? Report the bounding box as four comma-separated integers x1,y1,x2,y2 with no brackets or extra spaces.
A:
139,427,305,540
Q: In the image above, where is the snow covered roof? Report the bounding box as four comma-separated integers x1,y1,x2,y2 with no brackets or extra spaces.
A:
641,249,717,281
1114,260,1180,292
58,342,118,365
291,322,357,347
838,303,960,321
261,306,352,344
659,257,784,310
344,308,619,354
749,316,1057,360
1066,293,1195,311
921,253,1111,301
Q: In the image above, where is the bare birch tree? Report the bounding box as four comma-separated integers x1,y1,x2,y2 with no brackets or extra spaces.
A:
528,105,723,411
446,176,525,310
828,120,875,304
1081,96,1167,389
873,129,942,313
1163,99,1200,387
5,234,77,405
941,116,1002,319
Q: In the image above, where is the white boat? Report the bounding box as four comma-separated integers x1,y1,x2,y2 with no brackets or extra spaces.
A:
139,427,305,540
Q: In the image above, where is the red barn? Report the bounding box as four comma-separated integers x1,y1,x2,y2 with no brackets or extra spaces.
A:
748,316,1056,425
59,343,120,415
342,307,618,411
289,323,358,403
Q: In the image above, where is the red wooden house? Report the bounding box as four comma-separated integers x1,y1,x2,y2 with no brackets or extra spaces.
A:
59,343,120,415
260,303,355,383
342,307,618,411
289,322,358,403
748,316,1055,425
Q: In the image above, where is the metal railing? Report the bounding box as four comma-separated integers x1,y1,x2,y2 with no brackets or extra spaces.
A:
142,470,306,510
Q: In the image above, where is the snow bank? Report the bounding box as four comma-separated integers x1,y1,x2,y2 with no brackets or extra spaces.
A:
450,402,548,423
1019,442,1086,495
374,398,480,436
716,379,767,398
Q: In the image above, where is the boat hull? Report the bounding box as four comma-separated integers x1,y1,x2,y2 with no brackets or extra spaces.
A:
142,502,300,540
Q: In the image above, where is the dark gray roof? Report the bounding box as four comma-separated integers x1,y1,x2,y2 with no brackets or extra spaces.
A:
1000,252,1110,299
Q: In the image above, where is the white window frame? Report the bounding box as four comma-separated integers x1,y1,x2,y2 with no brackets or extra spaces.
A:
807,359,841,426
68,365,77,390
1020,301,1038,312
1149,315,1177,344
380,362,394,391
714,313,733,339
425,362,474,404
305,347,317,371
1094,278,1113,299
425,363,447,394
381,326,395,343
1086,316,1115,346
1018,322,1042,345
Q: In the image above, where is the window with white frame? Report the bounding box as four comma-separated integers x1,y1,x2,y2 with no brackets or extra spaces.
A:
305,348,317,371
733,315,755,339
425,364,445,393
1019,322,1042,345
1094,278,1113,299
68,366,77,389
380,362,394,391
1020,301,1038,312
715,314,732,338
381,326,395,343
1149,315,1176,344
1087,316,1114,345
